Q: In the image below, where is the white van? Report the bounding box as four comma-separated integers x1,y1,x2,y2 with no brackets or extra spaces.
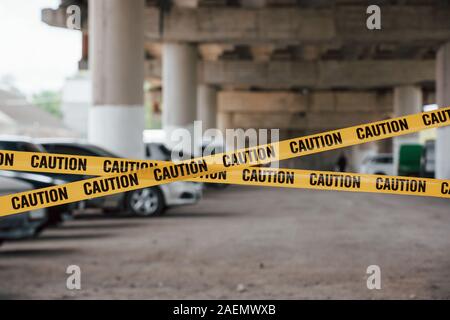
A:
360,154,394,175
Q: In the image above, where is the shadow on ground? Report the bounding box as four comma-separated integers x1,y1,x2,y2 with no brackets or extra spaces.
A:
33,233,113,241
161,211,242,219
59,222,141,230
0,247,78,258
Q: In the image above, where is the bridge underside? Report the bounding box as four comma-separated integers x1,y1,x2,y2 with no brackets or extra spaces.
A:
43,0,450,174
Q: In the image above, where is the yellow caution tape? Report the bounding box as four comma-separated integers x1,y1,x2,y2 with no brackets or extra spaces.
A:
193,168,450,199
1,107,450,217
1,107,450,177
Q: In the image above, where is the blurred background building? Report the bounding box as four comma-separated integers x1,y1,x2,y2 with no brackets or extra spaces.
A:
0,86,77,138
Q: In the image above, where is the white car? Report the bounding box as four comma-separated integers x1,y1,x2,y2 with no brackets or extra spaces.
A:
37,139,202,217
360,154,394,176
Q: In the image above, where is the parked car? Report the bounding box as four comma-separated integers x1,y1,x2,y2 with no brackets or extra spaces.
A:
199,141,228,189
0,176,47,246
145,139,229,189
0,136,75,226
38,139,203,217
360,153,394,175
420,140,435,178
398,144,423,177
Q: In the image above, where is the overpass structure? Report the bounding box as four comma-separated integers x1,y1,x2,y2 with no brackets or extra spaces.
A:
42,0,450,173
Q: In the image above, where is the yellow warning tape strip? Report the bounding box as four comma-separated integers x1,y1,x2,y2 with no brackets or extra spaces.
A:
194,168,450,199
0,107,449,217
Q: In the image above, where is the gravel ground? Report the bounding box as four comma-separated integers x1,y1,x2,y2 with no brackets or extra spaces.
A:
0,185,449,299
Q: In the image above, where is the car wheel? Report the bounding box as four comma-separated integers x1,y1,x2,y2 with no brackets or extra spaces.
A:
46,205,70,227
126,187,165,217
208,183,229,190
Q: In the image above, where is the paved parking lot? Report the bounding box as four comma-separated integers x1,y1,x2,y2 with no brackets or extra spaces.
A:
1,186,449,299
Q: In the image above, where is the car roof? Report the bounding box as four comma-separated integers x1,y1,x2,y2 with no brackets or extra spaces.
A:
0,175,33,193
143,129,166,143
371,153,393,158
35,138,87,145
0,135,34,143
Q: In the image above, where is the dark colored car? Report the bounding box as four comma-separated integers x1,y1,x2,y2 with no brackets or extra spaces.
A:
0,176,47,246
0,136,75,226
38,139,202,217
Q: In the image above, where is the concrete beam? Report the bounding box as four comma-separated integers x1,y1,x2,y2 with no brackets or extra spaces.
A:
43,5,450,45
436,42,450,179
198,44,232,61
146,59,435,89
250,45,275,62
41,8,67,29
218,90,392,114
42,4,88,31
218,90,392,130
144,6,450,45
218,91,307,113
230,112,388,130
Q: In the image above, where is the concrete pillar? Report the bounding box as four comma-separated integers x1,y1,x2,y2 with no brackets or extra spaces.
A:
436,43,450,179
197,85,217,131
350,142,378,173
217,113,232,133
162,43,197,151
78,32,88,70
377,138,392,154
217,112,233,151
88,0,145,159
145,88,162,129
393,85,422,174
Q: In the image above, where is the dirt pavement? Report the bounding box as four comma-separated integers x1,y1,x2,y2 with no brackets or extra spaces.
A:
0,186,449,299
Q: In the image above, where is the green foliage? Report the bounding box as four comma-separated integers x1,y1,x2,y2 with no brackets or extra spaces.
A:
32,90,62,118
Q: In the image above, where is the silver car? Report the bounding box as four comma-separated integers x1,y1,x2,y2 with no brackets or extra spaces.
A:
0,176,47,246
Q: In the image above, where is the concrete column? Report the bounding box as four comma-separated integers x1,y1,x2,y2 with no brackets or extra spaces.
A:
78,32,88,70
217,113,233,133
88,0,145,159
162,43,197,151
197,85,217,131
350,142,378,173
217,112,233,151
145,88,162,129
393,86,422,174
436,43,450,179
377,138,393,154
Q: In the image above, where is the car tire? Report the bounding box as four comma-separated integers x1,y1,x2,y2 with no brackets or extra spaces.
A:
46,205,71,227
208,183,229,189
125,187,165,217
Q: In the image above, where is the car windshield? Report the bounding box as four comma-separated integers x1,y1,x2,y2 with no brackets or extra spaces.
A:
158,144,172,159
147,143,177,161
42,143,119,158
374,156,393,164
83,145,119,158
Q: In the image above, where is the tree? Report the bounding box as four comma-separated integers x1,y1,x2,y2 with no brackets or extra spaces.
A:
32,90,62,118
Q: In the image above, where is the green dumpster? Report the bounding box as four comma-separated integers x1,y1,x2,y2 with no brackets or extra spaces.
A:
398,144,423,177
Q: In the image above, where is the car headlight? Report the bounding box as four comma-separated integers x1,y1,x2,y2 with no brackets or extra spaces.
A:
29,209,46,220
